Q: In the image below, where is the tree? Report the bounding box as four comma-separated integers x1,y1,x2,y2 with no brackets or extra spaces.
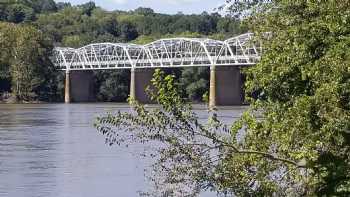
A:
94,70,130,102
6,3,34,23
20,0,58,13
0,22,14,93
217,17,241,35
62,35,84,48
79,1,95,16
0,22,58,101
134,7,154,16
95,15,119,36
56,2,71,10
197,12,217,35
237,0,350,195
9,25,44,100
96,0,350,196
180,67,209,102
119,21,138,41
35,0,57,13
0,2,7,20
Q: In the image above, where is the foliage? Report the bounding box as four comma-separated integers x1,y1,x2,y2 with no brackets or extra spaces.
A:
220,0,272,19
95,69,304,196
5,3,35,23
78,1,95,16
134,7,154,16
0,21,12,91
133,31,203,45
96,0,350,196
0,0,57,23
93,70,130,102
96,69,226,195
0,22,61,101
119,20,138,41
232,0,350,195
56,2,71,11
179,67,209,102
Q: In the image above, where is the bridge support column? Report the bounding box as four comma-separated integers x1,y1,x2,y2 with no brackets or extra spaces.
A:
129,68,136,100
209,66,216,109
64,70,71,103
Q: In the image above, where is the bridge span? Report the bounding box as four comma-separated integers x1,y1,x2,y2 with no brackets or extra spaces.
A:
52,33,262,108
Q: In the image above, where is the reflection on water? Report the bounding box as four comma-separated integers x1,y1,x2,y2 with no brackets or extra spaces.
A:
0,104,246,197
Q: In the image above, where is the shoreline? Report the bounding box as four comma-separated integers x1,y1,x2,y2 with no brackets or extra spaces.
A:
0,100,47,104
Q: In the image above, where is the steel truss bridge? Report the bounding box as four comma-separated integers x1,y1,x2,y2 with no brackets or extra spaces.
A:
52,33,261,70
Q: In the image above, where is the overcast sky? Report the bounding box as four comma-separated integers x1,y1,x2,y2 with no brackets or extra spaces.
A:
55,0,225,14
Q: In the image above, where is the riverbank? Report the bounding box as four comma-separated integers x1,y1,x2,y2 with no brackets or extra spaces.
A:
0,93,45,104
0,100,45,104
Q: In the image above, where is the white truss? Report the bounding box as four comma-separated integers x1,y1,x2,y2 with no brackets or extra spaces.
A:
52,33,261,70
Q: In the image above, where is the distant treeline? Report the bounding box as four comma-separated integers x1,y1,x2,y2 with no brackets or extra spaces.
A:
0,0,244,103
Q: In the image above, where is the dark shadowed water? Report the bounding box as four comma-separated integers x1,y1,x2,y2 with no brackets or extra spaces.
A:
0,103,247,197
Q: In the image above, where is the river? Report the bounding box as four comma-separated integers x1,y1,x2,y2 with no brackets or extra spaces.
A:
0,103,247,197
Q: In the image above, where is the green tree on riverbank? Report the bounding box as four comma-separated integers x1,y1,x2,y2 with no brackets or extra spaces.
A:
0,22,60,101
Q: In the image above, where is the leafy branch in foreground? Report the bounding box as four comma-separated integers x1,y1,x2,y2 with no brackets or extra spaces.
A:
95,69,305,196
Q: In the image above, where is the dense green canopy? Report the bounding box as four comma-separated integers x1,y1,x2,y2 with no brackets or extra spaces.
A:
0,22,58,101
237,0,350,195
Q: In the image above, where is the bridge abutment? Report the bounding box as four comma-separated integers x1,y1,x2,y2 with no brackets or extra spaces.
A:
130,68,154,104
65,70,95,103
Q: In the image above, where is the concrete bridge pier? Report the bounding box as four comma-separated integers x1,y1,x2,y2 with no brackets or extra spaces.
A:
65,70,71,103
130,68,136,100
129,68,154,104
209,66,244,108
209,66,216,109
64,70,95,103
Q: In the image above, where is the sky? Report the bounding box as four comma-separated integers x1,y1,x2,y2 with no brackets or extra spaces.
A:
55,0,226,15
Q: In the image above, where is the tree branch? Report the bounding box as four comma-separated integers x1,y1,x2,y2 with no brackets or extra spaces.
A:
191,126,303,168
216,140,303,167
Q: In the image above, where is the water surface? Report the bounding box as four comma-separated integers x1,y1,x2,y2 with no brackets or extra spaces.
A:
0,104,246,197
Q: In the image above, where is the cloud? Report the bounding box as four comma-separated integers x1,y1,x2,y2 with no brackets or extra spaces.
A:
150,0,201,5
167,0,200,2
108,0,128,5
